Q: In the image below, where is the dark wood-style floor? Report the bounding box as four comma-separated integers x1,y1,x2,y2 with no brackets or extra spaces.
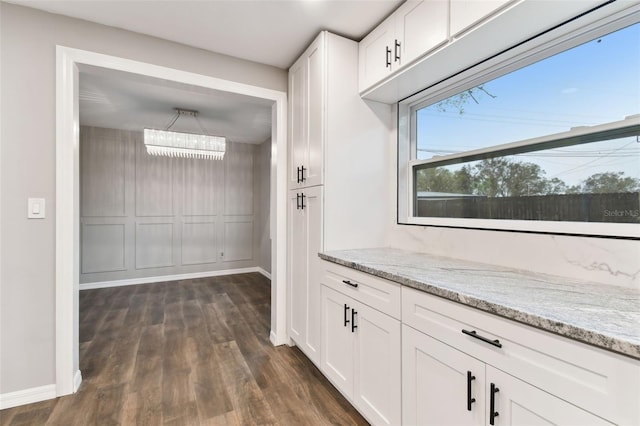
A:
0,273,368,425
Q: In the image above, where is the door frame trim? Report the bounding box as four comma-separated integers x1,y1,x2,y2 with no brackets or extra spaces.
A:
55,46,289,396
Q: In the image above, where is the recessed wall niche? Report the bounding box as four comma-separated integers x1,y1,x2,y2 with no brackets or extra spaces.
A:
79,126,266,283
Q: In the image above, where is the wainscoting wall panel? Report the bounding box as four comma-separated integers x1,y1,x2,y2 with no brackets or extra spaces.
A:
182,156,224,216
81,223,126,273
225,142,254,216
80,126,265,284
182,221,218,265
80,127,127,217
224,220,254,262
135,222,174,269
135,139,174,217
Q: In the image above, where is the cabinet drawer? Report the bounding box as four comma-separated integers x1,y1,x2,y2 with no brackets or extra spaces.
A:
321,261,401,319
402,287,640,425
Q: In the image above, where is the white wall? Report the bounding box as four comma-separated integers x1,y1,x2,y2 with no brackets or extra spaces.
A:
0,2,285,395
384,105,640,290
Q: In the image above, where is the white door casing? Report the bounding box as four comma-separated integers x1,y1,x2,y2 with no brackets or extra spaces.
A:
55,46,288,397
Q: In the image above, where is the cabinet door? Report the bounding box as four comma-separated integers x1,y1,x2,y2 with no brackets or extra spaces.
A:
486,366,612,426
403,325,485,426
396,0,449,66
321,285,355,397
288,190,307,344
358,17,395,92
305,36,324,188
303,186,322,363
353,301,402,426
289,187,322,364
450,0,512,37
288,58,307,189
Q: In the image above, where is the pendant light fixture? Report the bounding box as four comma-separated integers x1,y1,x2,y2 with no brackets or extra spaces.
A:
144,108,226,160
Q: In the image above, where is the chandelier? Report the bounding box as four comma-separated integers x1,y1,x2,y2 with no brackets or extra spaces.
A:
144,108,226,160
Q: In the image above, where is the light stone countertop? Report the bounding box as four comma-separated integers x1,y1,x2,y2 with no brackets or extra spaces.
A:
318,247,640,360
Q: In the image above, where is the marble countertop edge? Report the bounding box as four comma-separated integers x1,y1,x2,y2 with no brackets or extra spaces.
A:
318,251,640,361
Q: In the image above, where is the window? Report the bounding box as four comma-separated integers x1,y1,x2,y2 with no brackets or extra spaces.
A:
398,13,640,238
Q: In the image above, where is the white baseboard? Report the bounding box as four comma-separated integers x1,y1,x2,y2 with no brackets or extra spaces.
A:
0,384,56,410
80,267,270,290
73,370,82,392
269,330,290,346
257,267,272,280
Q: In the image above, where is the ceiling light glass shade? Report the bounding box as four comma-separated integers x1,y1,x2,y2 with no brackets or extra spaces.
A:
144,128,226,160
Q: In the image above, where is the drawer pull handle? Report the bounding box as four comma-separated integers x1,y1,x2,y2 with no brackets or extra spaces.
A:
467,371,476,411
351,309,358,333
490,383,499,425
342,279,358,288
344,304,350,327
462,329,502,348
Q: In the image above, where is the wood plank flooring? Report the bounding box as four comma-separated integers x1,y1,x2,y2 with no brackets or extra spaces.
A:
0,273,368,425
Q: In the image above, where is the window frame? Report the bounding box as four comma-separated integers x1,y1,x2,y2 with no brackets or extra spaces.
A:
397,5,640,238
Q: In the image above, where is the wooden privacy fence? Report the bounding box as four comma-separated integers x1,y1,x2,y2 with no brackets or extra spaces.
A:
416,192,640,223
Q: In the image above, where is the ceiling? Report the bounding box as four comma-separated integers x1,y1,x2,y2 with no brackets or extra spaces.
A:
6,0,402,69
9,0,402,143
79,65,274,144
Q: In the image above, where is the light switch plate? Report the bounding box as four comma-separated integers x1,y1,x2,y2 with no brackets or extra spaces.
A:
28,198,46,219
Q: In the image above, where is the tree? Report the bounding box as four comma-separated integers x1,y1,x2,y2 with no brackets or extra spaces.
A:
452,165,474,194
417,158,577,197
433,86,496,114
504,162,548,196
544,178,569,195
416,167,455,192
581,172,640,194
473,158,510,197
416,155,640,198
415,165,476,194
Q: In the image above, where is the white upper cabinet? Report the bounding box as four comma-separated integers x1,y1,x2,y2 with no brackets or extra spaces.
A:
449,0,513,36
359,0,449,93
288,57,307,189
359,18,396,92
359,0,618,102
288,35,324,189
288,30,390,251
398,0,449,66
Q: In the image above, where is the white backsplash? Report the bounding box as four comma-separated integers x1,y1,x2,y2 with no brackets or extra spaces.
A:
387,223,640,290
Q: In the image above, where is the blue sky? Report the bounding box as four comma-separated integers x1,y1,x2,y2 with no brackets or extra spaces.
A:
416,22,640,187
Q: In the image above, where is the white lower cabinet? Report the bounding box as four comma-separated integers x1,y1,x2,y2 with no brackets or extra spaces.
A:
321,284,401,426
313,268,638,425
487,366,611,426
403,325,485,426
321,284,354,394
403,325,611,425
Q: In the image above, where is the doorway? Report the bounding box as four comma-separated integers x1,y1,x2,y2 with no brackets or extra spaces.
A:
55,46,288,396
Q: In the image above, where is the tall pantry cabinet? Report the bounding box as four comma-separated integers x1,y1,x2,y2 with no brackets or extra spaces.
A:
287,31,389,366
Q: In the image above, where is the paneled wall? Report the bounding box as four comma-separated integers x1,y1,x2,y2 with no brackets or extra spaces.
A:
80,126,264,284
